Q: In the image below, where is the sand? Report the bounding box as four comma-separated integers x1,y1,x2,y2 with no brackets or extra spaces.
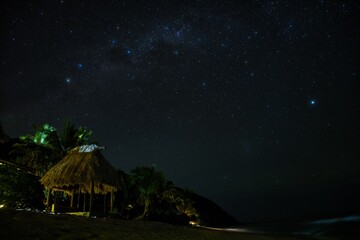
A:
0,208,316,240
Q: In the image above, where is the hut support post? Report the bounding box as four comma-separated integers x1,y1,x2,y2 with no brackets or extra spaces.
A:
83,193,86,212
46,188,51,207
103,193,107,213
89,181,94,216
52,191,59,213
77,186,81,209
70,189,75,208
110,190,114,213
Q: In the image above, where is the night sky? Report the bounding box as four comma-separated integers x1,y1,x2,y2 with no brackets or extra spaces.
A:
1,0,360,222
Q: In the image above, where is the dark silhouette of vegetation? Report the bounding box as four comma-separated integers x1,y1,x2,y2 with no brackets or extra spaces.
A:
1,121,94,209
11,122,93,176
130,166,167,220
0,164,43,209
60,120,92,150
0,122,10,143
162,184,199,218
0,123,12,160
0,124,46,208
0,122,238,227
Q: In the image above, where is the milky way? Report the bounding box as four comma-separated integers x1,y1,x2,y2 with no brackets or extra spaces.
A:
1,0,360,221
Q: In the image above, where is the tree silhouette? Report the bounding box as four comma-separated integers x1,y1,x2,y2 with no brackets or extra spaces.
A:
60,120,92,151
130,166,166,220
11,122,93,176
11,124,62,176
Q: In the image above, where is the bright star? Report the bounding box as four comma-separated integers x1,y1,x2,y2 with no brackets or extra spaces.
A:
65,78,71,84
310,99,316,105
111,40,117,47
201,81,207,89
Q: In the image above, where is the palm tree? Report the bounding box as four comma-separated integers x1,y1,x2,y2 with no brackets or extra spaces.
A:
11,122,93,176
11,124,63,176
60,120,92,151
130,166,166,220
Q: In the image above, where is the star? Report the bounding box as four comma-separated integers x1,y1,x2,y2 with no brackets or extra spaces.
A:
175,31,181,38
111,40,117,47
201,81,207,88
3,0,359,224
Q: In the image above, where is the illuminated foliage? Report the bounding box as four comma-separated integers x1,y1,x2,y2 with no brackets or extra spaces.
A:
1,121,95,209
162,185,199,218
11,124,63,176
11,122,93,177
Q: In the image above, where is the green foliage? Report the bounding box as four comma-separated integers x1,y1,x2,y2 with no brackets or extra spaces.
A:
113,167,200,222
12,143,60,177
130,166,166,199
2,121,201,223
0,164,44,209
0,121,94,210
20,124,60,148
60,120,92,150
11,122,94,176
12,124,63,176
129,166,167,219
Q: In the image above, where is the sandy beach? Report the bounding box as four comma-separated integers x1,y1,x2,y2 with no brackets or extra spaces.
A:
0,208,316,240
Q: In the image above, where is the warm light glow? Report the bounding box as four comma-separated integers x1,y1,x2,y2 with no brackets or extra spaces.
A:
0,204,5,208
189,221,199,226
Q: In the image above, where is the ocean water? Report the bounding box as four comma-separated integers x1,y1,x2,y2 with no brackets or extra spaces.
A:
208,215,360,240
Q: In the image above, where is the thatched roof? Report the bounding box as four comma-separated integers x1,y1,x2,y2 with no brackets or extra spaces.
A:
40,146,120,194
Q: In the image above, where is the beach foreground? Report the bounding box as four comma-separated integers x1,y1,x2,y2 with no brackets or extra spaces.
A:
0,208,317,240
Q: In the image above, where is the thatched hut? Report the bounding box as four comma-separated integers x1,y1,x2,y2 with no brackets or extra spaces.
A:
40,145,120,215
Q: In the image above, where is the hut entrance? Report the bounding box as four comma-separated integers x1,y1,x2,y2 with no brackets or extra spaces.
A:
45,186,115,215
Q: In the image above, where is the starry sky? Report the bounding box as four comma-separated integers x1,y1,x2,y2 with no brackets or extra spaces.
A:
1,0,360,222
